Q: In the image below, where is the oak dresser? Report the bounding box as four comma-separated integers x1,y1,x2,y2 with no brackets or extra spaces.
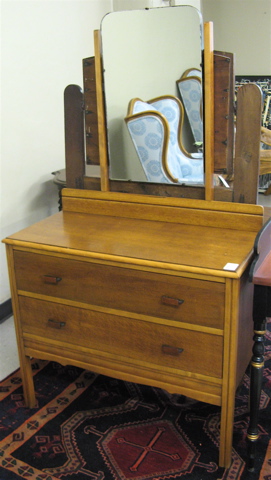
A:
3,188,265,468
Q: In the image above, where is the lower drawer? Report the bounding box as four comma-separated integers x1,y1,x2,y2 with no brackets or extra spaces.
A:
19,296,223,379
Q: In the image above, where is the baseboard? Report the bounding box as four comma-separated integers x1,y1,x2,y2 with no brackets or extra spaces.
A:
0,299,13,323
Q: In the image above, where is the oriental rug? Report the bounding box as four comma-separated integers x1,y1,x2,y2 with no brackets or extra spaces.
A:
0,319,271,480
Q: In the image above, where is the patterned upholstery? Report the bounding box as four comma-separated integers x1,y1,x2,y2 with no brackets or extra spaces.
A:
125,96,203,184
176,76,203,146
125,106,171,183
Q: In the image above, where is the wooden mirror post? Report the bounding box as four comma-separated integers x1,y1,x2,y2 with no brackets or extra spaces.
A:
94,30,109,192
203,22,215,201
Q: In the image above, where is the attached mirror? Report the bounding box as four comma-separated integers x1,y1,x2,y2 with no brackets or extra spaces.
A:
101,6,203,184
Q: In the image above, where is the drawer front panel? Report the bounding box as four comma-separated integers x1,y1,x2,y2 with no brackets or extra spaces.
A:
14,251,225,328
19,297,223,378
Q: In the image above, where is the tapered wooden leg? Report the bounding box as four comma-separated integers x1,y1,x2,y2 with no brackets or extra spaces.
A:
20,355,36,408
5,245,37,408
219,396,235,468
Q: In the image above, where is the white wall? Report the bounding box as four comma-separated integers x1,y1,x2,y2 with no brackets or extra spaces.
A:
1,0,112,304
171,0,201,8
113,0,201,9
201,0,271,75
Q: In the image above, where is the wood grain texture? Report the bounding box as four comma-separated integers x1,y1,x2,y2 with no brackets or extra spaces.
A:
233,83,262,204
62,188,263,215
214,51,234,174
23,337,222,405
3,208,261,278
61,188,264,237
19,296,223,378
14,250,225,329
83,57,100,165
64,85,85,189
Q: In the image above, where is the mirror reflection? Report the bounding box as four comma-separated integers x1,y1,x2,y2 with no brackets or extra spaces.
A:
101,6,203,184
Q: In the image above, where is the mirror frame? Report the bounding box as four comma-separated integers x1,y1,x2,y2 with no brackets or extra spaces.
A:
101,7,204,185
94,21,215,201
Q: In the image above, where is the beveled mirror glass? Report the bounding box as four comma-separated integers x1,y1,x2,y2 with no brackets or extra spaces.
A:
101,6,203,184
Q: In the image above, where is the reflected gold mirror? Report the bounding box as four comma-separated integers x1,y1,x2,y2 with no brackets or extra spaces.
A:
101,6,203,185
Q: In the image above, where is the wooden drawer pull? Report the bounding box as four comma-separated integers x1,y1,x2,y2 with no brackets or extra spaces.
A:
161,295,184,307
162,344,184,356
43,275,62,285
47,319,66,329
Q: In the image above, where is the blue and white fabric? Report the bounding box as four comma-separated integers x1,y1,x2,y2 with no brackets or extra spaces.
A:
177,77,203,145
125,97,203,184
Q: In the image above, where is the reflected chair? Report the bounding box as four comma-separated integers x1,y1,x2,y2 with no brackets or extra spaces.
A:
181,67,202,79
125,96,203,184
176,74,203,148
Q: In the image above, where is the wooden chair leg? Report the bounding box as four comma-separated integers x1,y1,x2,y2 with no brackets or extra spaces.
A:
247,284,268,471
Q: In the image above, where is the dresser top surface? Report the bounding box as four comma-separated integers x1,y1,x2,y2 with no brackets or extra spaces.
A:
4,209,260,278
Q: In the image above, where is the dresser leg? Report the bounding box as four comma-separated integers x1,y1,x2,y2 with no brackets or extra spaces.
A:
20,355,36,408
219,400,234,468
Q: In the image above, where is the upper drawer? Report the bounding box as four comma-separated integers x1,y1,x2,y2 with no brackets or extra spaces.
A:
14,251,225,328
